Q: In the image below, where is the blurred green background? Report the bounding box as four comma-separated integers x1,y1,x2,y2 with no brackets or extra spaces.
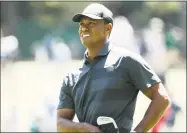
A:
1,1,186,59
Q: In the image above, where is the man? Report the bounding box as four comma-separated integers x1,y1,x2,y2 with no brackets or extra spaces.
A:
57,3,171,133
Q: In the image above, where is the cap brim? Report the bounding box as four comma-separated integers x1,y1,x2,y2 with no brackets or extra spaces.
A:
72,13,103,22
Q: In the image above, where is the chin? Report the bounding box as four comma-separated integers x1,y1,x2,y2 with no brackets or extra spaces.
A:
82,40,93,47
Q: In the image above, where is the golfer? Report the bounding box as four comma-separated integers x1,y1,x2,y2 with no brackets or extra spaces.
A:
57,3,171,133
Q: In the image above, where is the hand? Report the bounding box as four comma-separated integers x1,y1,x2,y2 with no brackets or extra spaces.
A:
79,122,102,132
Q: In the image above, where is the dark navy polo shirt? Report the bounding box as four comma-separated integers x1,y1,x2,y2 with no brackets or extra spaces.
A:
58,41,161,133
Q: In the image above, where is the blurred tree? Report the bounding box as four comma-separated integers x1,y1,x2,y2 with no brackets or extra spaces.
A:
144,2,181,15
1,1,184,60
1,2,19,35
28,2,92,28
102,1,143,17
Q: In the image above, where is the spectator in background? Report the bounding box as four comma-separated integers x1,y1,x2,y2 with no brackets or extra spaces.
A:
30,117,41,132
165,26,185,67
32,36,72,64
30,103,56,132
31,41,49,62
42,36,72,63
110,16,141,54
141,17,181,132
1,35,19,68
49,37,72,63
142,17,168,76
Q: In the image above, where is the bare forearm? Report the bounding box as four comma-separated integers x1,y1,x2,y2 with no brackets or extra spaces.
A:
57,118,87,132
134,96,171,132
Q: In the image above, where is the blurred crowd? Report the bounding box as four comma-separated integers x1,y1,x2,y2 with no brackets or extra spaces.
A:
1,16,185,68
1,13,186,132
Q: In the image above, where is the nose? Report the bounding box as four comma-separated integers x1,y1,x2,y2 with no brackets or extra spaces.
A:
81,26,89,32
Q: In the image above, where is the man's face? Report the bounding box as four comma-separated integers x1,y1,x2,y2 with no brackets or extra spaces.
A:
79,17,109,48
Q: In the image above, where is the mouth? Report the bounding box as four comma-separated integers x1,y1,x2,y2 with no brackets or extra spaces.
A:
81,33,90,38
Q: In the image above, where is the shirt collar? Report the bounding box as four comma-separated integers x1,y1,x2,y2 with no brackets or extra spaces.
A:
84,41,112,64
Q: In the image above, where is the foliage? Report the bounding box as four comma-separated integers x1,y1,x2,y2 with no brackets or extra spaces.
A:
144,2,182,14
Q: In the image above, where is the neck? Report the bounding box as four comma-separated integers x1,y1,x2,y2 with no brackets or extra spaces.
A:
87,39,107,60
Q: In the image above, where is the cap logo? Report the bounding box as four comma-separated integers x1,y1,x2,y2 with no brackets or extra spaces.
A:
100,12,104,17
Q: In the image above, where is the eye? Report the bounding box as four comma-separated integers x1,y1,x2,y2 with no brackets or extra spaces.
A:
79,22,84,26
88,21,96,26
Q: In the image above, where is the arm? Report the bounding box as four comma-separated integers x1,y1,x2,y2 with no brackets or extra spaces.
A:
133,83,171,132
125,55,171,132
57,108,83,132
57,109,102,132
57,75,101,132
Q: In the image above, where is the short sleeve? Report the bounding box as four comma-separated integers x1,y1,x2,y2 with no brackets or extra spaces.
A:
57,75,74,110
125,55,161,92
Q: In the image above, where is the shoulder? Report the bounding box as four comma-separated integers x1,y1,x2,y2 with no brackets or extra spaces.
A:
110,45,146,64
109,45,151,70
62,60,84,86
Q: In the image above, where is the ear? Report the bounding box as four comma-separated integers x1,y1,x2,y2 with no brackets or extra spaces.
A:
106,23,113,35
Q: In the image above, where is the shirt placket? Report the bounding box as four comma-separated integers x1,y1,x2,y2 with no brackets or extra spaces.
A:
79,60,97,121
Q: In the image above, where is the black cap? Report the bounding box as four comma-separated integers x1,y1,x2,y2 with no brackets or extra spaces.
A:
72,3,113,24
